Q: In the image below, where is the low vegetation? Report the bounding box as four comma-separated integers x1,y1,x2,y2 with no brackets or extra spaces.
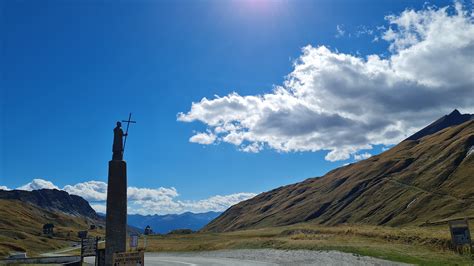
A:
167,229,194,235
0,199,103,257
205,121,474,232
139,222,473,265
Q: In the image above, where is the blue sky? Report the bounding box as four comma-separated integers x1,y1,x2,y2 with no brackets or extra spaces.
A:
2,0,473,214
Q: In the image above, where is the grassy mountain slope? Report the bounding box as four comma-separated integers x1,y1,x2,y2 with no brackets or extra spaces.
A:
0,199,104,257
0,189,99,219
204,120,474,232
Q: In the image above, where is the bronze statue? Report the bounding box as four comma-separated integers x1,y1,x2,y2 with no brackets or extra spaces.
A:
112,122,127,160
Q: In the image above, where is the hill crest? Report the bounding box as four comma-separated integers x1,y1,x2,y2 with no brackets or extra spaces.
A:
204,113,474,232
406,109,473,140
0,188,99,220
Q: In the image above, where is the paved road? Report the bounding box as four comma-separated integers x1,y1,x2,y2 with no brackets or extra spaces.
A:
84,249,409,265
142,255,273,265
40,244,81,257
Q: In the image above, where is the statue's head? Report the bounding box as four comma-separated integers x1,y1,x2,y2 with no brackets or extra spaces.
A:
116,121,122,127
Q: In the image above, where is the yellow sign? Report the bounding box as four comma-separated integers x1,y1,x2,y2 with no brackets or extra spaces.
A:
112,251,144,266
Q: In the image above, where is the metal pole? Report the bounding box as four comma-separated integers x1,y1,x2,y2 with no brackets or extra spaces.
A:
80,238,84,265
95,238,98,266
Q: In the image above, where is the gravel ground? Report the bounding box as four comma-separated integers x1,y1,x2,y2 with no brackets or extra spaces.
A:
148,249,411,265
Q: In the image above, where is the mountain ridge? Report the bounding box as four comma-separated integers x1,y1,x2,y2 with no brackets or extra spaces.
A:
204,111,474,232
0,188,99,220
406,109,474,140
0,191,104,257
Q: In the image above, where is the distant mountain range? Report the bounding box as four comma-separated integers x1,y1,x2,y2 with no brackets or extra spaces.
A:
205,110,474,232
0,188,99,219
128,211,221,234
0,188,221,236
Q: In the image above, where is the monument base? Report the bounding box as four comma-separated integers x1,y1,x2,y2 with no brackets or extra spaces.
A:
105,160,127,266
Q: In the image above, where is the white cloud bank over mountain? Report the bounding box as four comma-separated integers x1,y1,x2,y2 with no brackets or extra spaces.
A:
17,179,59,191
178,3,474,161
14,179,256,215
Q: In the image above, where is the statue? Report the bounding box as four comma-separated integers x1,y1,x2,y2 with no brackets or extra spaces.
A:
112,113,136,161
112,122,127,160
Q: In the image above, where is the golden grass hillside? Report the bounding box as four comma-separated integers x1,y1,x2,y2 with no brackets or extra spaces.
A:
0,199,103,257
205,120,474,232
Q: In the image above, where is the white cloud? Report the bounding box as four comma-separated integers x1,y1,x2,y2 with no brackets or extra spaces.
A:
15,179,257,215
127,186,179,201
63,181,108,201
355,25,374,37
0,186,9,190
354,152,372,161
240,142,263,153
381,146,392,152
130,192,257,215
178,3,474,161
90,203,106,214
180,192,256,213
17,179,59,191
189,131,217,145
335,24,345,38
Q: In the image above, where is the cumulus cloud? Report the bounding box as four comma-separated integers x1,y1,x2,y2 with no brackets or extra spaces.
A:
0,186,9,190
17,178,59,191
14,179,256,215
354,152,372,161
189,131,217,145
127,186,178,201
178,3,474,161
89,203,107,214
130,192,256,215
63,181,108,201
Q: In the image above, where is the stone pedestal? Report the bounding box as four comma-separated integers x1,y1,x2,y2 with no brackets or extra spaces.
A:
105,160,127,266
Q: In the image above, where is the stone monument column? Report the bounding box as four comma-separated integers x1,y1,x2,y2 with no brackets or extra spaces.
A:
105,160,127,266
105,118,134,266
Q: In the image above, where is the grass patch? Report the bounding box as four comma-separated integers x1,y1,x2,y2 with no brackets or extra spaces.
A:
0,199,104,258
139,223,473,265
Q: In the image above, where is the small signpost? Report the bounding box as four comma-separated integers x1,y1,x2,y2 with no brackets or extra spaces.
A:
144,234,147,250
129,234,139,250
78,230,88,239
448,218,472,253
112,251,145,266
80,237,98,264
97,248,105,266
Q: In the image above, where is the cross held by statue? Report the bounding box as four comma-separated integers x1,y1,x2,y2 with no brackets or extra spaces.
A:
121,113,136,152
